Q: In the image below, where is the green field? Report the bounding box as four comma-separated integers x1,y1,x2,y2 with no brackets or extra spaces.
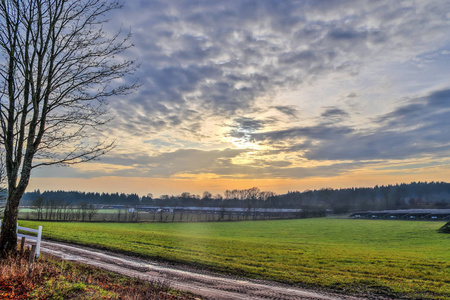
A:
20,218,450,299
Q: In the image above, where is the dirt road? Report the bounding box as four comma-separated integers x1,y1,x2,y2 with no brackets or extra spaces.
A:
39,240,364,300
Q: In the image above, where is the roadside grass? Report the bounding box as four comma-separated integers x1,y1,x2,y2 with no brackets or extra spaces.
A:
20,218,450,299
0,249,198,299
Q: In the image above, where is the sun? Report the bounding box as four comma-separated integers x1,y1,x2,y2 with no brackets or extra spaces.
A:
228,136,260,150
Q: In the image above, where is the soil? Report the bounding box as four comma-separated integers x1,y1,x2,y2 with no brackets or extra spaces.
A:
38,240,367,300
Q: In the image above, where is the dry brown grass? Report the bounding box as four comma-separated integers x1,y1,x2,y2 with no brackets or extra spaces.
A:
0,249,200,299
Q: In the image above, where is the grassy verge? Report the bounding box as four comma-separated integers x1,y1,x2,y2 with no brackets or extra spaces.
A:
0,249,199,299
20,218,450,299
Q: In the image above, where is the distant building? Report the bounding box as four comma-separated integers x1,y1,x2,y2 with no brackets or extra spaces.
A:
137,206,302,216
350,209,450,221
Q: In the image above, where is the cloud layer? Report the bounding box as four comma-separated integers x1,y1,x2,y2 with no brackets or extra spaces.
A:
34,0,450,186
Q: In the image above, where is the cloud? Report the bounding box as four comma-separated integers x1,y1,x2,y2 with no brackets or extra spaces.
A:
110,148,249,177
36,87,450,181
227,117,277,141
320,107,350,123
107,0,450,138
271,105,299,118
50,1,450,185
251,124,354,142
250,88,450,162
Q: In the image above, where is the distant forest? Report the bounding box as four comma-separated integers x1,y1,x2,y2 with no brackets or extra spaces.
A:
20,181,450,213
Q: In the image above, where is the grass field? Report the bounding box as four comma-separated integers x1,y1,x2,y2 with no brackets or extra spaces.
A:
20,218,450,299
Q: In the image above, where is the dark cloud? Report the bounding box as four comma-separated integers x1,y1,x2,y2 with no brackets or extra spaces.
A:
232,117,266,132
251,88,450,162
376,89,450,129
271,105,299,118
327,28,386,46
251,124,354,142
227,117,276,140
278,50,318,66
320,107,350,123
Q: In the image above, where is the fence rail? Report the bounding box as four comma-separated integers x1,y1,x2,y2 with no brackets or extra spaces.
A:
0,219,42,258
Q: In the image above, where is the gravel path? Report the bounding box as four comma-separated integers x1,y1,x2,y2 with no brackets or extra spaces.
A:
39,240,365,300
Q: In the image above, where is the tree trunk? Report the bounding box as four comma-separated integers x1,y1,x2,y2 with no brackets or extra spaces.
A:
0,191,22,258
0,159,32,258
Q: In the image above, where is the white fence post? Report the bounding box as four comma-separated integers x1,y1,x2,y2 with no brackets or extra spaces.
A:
36,225,42,258
0,219,43,258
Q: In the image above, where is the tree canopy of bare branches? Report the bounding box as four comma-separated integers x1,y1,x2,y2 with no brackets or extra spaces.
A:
0,0,136,258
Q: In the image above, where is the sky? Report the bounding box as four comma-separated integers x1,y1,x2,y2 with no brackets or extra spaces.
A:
30,0,450,197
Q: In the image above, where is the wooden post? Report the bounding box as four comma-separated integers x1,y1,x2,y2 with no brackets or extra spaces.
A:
20,237,26,255
29,244,36,270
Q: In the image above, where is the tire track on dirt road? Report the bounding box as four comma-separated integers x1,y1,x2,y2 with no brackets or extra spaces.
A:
39,240,365,300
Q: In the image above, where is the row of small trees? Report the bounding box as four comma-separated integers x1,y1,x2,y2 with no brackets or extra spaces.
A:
23,205,325,223
27,196,144,222
32,197,98,221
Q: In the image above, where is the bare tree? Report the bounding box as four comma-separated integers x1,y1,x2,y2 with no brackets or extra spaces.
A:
32,196,45,220
0,0,136,257
86,204,98,221
78,202,89,221
0,155,6,217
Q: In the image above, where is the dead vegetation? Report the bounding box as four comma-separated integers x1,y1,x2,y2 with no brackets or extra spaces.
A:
0,249,200,299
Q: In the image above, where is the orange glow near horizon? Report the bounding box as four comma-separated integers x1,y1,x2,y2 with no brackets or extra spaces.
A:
28,166,450,197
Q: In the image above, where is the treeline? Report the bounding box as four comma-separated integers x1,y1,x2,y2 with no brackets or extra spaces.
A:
20,187,275,208
22,191,140,206
144,187,276,208
279,181,450,213
20,181,450,213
